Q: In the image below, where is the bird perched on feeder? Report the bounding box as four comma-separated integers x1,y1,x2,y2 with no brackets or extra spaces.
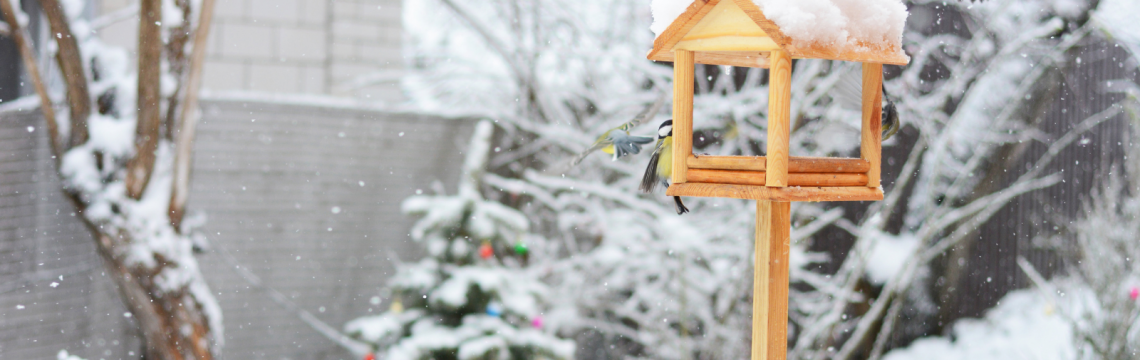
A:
880,85,900,141
570,91,666,166
640,120,689,215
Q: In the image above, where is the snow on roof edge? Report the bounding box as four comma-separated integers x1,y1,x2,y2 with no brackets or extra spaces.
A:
650,0,908,57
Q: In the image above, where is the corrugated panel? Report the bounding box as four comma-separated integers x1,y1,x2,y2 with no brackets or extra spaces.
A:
0,107,142,360
0,99,473,360
948,40,1137,321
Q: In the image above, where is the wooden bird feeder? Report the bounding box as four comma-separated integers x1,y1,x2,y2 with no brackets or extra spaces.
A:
648,0,909,358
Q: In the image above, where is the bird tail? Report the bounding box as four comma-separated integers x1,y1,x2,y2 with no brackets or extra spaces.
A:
673,196,689,215
640,150,661,193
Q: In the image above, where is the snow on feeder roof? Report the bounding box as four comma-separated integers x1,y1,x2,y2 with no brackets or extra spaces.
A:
648,0,910,67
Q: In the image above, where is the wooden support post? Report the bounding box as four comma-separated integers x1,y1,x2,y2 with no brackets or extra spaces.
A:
861,63,883,188
766,50,792,187
753,201,790,360
672,50,695,184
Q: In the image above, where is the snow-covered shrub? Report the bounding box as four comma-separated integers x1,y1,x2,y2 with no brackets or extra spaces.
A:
345,121,574,360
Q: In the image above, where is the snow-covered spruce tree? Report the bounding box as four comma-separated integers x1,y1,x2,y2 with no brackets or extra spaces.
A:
394,0,1132,359
345,120,574,360
1,0,221,359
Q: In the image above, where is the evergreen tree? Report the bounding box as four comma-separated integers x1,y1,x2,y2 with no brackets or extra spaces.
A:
346,121,574,360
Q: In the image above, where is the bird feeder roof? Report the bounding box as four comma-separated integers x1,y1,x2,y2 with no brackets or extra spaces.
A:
647,0,910,67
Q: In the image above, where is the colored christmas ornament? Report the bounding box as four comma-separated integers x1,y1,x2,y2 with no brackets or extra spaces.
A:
390,299,404,314
486,303,502,317
1130,287,1139,301
363,353,375,360
479,241,494,259
531,316,544,329
514,241,528,255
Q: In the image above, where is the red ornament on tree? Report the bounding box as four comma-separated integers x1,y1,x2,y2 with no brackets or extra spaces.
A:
479,242,494,259
363,353,375,360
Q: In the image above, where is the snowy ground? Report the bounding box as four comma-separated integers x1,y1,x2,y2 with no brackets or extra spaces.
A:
883,286,1089,360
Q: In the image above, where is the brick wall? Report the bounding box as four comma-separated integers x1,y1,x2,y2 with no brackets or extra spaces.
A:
96,0,404,101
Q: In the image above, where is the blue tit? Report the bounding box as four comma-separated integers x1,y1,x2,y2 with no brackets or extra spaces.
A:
881,85,900,141
570,91,666,166
639,120,689,215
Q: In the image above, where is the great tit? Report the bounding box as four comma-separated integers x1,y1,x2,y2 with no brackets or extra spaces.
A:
881,85,900,141
570,91,666,166
639,120,689,215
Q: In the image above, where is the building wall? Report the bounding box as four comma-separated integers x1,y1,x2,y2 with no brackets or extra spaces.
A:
0,98,474,360
96,0,405,101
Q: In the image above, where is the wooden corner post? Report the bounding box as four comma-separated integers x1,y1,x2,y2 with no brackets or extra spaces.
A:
766,50,792,187
753,200,790,360
672,50,695,185
860,63,883,188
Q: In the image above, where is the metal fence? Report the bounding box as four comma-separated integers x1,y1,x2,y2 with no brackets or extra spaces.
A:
0,96,474,360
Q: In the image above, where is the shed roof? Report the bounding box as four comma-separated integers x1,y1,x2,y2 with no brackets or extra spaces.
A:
647,0,910,67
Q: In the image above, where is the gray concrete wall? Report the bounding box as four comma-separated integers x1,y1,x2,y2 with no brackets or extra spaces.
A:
0,97,473,360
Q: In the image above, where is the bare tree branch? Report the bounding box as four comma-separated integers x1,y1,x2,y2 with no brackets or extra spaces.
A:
163,0,192,141
0,0,63,158
40,0,91,148
126,0,163,199
90,2,138,30
169,0,217,230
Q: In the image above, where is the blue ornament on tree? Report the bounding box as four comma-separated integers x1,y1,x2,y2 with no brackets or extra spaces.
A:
486,303,502,317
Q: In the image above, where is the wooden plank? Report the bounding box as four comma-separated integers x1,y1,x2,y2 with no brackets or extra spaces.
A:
729,0,909,65
765,49,792,187
752,200,772,360
688,155,870,173
682,0,767,40
648,0,909,66
675,36,780,52
666,182,884,202
790,42,910,66
649,50,771,68
673,50,695,184
648,0,716,62
767,201,791,360
674,0,779,52
861,63,883,188
688,169,868,187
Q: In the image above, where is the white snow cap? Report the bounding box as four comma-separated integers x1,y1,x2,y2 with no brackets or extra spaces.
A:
651,0,908,52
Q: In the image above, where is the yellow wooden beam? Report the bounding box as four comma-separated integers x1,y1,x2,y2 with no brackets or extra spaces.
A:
753,201,790,360
666,182,885,202
861,63,883,188
765,49,792,187
672,50,695,184
687,155,871,173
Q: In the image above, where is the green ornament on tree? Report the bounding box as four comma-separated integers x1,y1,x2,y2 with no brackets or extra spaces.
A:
514,242,528,255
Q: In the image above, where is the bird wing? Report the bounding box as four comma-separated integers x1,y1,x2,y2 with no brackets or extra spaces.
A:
639,139,666,193
570,141,608,166
569,90,666,167
619,90,667,130
831,64,864,111
607,133,654,160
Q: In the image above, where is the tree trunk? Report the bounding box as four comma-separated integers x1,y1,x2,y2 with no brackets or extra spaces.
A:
39,0,91,147
126,0,163,199
88,229,214,360
3,1,221,358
